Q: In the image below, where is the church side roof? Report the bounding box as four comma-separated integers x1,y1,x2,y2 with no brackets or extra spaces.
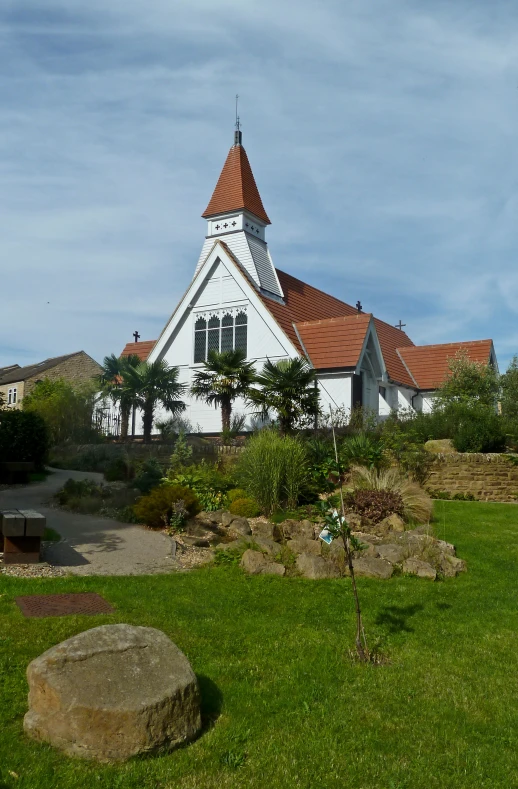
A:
296,314,372,369
397,340,494,390
373,319,416,388
120,341,155,361
257,270,417,385
202,144,271,225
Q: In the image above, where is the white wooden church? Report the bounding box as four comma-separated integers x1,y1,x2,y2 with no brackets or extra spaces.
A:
119,127,497,434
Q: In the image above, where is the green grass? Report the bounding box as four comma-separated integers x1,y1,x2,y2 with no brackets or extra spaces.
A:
1,500,518,789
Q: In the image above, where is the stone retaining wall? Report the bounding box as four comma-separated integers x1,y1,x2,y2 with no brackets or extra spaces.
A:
427,454,518,502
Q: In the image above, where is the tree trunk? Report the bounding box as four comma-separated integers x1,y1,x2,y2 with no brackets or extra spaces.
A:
120,403,130,442
221,398,232,433
143,402,154,444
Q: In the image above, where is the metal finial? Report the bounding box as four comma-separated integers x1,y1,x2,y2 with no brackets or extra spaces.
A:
234,94,242,145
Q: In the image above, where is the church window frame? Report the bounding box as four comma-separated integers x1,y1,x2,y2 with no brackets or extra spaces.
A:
192,309,248,363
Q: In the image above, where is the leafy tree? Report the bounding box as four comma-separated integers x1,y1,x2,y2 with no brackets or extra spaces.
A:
23,378,98,445
248,357,319,435
121,360,187,443
191,349,256,433
97,353,141,441
500,355,518,422
435,351,499,409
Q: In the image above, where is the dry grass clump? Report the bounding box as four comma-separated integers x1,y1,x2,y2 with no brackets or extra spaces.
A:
349,466,433,524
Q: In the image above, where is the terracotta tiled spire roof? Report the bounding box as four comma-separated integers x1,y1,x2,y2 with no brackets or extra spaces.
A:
202,142,271,225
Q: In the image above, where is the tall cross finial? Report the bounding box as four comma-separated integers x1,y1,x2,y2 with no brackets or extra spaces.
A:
133,331,140,343
395,320,406,331
356,300,363,313
234,94,242,145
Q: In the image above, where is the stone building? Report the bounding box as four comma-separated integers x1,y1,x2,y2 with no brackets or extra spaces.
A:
0,351,102,409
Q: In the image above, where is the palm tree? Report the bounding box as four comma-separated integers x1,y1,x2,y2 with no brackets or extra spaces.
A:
248,357,320,435
98,354,141,441
121,360,187,443
191,349,256,433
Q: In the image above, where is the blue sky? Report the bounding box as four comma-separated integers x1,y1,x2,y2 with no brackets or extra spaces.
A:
1,0,518,370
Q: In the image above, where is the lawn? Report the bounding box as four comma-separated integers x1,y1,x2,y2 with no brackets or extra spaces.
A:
1,501,517,789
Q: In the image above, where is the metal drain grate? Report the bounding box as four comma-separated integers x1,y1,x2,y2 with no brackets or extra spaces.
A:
15,592,115,618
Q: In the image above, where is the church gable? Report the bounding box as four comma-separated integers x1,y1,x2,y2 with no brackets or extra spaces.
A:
150,243,298,370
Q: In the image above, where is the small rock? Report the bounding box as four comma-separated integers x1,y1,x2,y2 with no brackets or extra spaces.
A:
352,557,394,580
181,535,213,548
440,554,467,578
377,544,406,564
227,517,252,539
402,558,437,580
379,513,405,533
23,624,201,762
296,553,340,579
281,520,314,541
240,549,284,576
195,510,223,525
287,538,321,556
221,511,237,527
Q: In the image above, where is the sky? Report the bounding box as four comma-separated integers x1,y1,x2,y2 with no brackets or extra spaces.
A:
1,0,518,371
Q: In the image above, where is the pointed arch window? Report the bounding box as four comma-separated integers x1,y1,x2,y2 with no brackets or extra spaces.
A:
193,311,248,362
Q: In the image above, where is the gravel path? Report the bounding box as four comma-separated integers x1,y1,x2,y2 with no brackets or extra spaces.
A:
0,468,178,576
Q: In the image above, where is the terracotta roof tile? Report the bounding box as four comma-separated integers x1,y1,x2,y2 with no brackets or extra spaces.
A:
120,341,155,362
202,144,271,224
296,314,372,369
397,340,494,390
373,319,416,387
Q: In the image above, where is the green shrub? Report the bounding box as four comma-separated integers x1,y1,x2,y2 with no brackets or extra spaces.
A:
229,497,260,518
340,433,385,470
237,430,310,515
226,488,248,504
133,458,163,494
344,489,404,523
133,484,200,529
55,478,103,506
451,406,506,453
0,410,49,469
350,466,433,524
104,456,134,482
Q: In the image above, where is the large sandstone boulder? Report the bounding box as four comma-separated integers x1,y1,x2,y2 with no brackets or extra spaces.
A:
227,517,252,539
24,624,201,762
402,558,437,580
281,519,315,541
287,538,321,556
424,438,456,454
439,554,467,578
377,544,407,564
251,521,283,542
296,553,340,579
379,513,405,533
240,549,285,576
252,535,280,556
352,557,394,580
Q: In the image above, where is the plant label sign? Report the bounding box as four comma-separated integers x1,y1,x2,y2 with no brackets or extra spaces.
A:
319,528,333,545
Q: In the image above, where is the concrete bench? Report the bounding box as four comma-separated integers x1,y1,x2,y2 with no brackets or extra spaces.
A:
0,462,35,484
0,509,46,564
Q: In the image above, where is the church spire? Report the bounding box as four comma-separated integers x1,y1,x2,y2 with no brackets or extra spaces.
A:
202,128,270,225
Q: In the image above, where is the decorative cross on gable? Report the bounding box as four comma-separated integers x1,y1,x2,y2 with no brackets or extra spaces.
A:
395,320,406,330
133,331,140,343
356,301,363,313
